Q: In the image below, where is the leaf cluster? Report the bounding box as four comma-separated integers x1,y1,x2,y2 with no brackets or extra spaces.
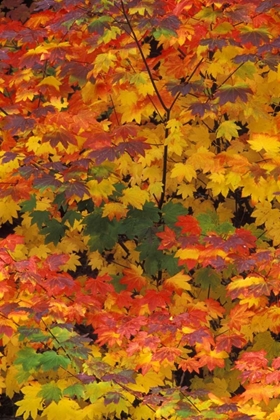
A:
0,0,280,419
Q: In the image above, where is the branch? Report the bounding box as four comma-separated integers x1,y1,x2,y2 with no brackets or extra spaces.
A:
217,62,244,89
120,0,168,113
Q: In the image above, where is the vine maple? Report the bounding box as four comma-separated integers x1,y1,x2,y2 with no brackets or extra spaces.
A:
0,0,280,419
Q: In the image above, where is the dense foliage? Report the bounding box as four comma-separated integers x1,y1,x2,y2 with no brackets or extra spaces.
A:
1,0,280,418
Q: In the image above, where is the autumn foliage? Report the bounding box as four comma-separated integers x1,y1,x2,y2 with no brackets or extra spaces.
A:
1,0,280,418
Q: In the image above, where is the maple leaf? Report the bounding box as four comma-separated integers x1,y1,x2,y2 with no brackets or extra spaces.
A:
45,254,69,271
89,147,117,165
4,115,35,134
38,382,62,404
156,226,177,250
189,102,211,117
121,186,149,210
102,202,128,221
170,162,197,182
42,399,81,420
164,270,191,294
236,350,268,372
85,274,114,295
216,120,240,141
216,334,247,353
16,383,43,420
216,84,253,105
248,133,280,153
152,346,182,363
175,215,202,236
117,139,151,157
120,265,147,292
44,272,75,295
196,341,228,371
228,304,255,331
240,27,271,47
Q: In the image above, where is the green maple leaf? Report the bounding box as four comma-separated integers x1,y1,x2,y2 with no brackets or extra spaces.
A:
38,383,62,403
62,210,82,227
15,348,42,371
162,202,188,225
41,219,68,245
194,267,220,290
40,351,69,371
30,210,50,228
18,327,49,343
84,210,119,251
63,384,85,399
21,194,36,212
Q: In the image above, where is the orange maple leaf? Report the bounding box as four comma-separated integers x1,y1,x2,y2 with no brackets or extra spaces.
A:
120,265,147,291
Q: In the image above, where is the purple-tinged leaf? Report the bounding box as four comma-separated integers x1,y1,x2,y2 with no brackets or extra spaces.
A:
112,124,138,139
161,15,181,31
104,392,121,406
233,54,257,64
33,105,55,118
117,140,151,157
167,82,192,96
200,38,227,50
256,0,280,13
43,129,77,148
3,115,35,134
63,181,90,199
216,85,253,106
102,370,136,384
89,147,117,164
76,374,96,384
33,174,62,190
34,0,56,11
59,62,92,80
2,152,18,163
189,102,211,117
240,29,270,47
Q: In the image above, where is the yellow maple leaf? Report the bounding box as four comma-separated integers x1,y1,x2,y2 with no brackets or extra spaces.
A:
164,270,191,292
188,146,215,172
0,198,20,224
147,181,163,198
251,201,274,225
119,90,138,106
248,133,280,153
16,383,43,420
170,162,197,182
121,186,149,209
102,202,128,220
216,120,240,141
87,179,115,206
131,405,155,420
268,402,280,420
177,183,195,199
42,398,81,420
38,75,61,91
93,52,117,75
130,72,154,96
175,248,200,260
61,253,82,271
88,251,104,270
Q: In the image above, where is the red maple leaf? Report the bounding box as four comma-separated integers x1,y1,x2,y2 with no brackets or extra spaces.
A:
86,274,115,295
152,346,182,363
157,226,177,249
120,265,147,292
175,215,202,236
